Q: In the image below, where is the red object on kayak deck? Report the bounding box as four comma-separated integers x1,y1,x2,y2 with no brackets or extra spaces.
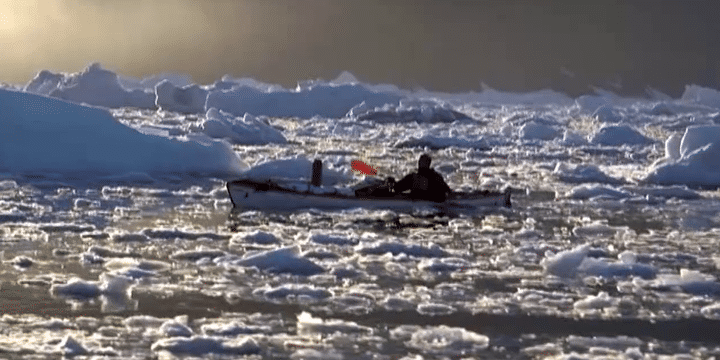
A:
351,160,377,176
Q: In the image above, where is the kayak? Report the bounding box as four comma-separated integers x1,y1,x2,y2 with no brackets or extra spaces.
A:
226,179,511,212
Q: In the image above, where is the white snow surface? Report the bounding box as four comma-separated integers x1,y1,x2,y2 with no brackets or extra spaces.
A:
0,88,246,180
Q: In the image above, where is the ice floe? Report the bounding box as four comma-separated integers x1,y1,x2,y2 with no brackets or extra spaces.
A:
155,80,208,113
349,100,471,123
206,82,401,119
356,241,448,258
542,244,656,280
220,246,325,276
589,124,654,146
680,84,720,109
653,269,720,296
255,284,332,300
25,63,155,109
0,87,246,180
296,312,371,335
200,108,287,145
394,134,490,150
232,230,280,245
519,121,561,141
644,125,720,188
151,336,260,356
553,163,624,184
397,325,489,353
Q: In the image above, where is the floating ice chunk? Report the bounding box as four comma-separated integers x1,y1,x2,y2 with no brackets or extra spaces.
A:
155,80,208,113
56,335,88,357
103,257,170,272
644,125,720,188
296,312,371,335
678,124,720,158
417,303,456,315
119,72,194,90
170,247,226,262
655,269,720,295
554,163,624,184
290,349,344,360
577,257,657,279
45,63,155,109
99,273,133,297
576,94,610,113
394,134,489,150
622,185,700,200
124,315,166,329
566,185,632,200
541,244,590,278
236,246,324,276
110,267,156,279
418,257,470,272
572,221,624,237
217,74,285,92
352,101,471,123
681,84,720,109
461,85,572,105
23,70,63,95
233,231,279,245
202,108,286,145
357,241,448,258
161,317,193,337
573,291,617,310
256,284,332,300
0,88,247,179
141,73,194,89
589,124,653,146
332,70,360,84
306,232,358,246
112,233,151,243
592,105,623,122
519,121,561,140
701,303,720,319
151,336,260,356
562,129,588,146
202,322,268,336
405,325,489,352
665,131,683,160
141,228,229,241
205,83,400,119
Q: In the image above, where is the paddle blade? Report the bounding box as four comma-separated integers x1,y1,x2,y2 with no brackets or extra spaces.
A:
351,160,378,176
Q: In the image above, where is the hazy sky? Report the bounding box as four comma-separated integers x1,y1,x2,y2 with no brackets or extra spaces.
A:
1,0,718,97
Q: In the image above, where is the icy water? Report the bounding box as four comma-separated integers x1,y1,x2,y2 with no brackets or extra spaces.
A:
2,106,720,359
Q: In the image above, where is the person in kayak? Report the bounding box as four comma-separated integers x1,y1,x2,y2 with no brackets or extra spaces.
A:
394,153,452,202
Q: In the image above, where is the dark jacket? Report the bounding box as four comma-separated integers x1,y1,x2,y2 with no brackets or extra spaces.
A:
395,168,451,202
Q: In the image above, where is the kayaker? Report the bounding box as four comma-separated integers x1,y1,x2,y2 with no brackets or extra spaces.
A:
394,153,452,202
